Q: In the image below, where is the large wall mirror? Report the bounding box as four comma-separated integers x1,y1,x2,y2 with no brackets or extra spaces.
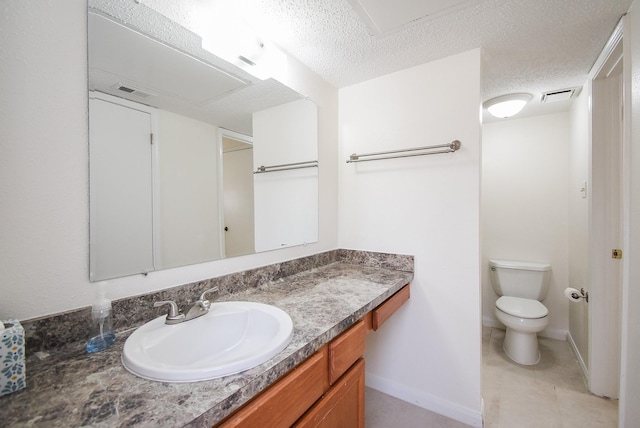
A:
88,0,319,281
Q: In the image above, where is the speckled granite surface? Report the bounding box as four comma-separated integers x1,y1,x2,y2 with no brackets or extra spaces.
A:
0,250,413,427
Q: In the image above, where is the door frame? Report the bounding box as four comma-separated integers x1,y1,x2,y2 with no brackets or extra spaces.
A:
217,128,254,258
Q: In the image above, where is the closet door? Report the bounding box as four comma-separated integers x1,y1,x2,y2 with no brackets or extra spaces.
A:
89,97,154,280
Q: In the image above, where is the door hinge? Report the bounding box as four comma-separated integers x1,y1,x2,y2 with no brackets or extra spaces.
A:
612,249,623,259
150,133,154,145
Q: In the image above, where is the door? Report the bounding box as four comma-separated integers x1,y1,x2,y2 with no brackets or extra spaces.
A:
221,134,255,258
89,96,154,280
589,27,623,399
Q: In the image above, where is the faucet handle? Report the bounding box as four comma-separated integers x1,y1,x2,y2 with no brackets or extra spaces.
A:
199,287,219,302
153,301,184,323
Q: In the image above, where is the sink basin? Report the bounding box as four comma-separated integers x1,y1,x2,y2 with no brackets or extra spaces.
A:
122,301,293,382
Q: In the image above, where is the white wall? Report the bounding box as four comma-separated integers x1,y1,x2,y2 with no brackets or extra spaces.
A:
481,113,570,339
568,87,590,370
253,99,319,252
0,0,338,321
338,50,482,426
156,109,222,269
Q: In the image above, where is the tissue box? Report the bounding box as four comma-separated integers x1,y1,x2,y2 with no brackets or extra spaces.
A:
1,319,26,396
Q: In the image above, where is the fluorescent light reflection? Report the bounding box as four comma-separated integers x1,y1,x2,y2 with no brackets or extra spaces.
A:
196,2,288,80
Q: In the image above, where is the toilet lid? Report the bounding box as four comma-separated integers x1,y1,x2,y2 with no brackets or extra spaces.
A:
496,296,548,319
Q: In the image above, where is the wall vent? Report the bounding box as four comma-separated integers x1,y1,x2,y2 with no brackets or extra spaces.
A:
112,83,153,99
540,87,580,103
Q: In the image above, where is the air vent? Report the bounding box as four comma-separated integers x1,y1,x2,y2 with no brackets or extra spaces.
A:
117,85,135,93
540,87,580,103
112,83,153,99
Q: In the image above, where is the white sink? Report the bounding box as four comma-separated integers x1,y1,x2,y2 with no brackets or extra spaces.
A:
122,301,293,382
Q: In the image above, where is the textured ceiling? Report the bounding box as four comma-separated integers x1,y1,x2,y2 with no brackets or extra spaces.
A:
239,0,630,89
142,0,632,119
235,0,631,118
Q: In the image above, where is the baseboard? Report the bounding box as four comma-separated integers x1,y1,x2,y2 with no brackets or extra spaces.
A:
483,316,502,329
366,372,483,427
567,331,589,383
540,327,568,341
483,316,568,341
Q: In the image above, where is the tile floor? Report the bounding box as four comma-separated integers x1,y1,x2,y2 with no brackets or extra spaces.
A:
365,387,470,428
365,327,618,427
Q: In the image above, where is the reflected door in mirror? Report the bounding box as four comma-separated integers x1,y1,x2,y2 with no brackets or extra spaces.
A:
222,136,255,258
89,97,154,281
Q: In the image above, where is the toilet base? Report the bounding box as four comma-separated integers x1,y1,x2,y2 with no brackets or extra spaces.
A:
503,327,540,365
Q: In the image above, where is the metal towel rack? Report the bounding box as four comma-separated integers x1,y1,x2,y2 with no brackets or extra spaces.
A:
254,160,318,174
346,140,461,163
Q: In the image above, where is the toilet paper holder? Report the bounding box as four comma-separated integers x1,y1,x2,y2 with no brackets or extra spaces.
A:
571,288,589,303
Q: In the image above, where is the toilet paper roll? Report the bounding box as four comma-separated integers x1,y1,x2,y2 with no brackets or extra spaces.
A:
564,287,583,302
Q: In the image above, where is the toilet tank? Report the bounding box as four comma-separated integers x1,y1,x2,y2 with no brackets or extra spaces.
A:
489,259,551,300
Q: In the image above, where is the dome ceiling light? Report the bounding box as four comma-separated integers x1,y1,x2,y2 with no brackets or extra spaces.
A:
484,93,532,118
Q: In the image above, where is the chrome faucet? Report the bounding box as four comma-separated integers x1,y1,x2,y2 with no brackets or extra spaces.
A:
154,287,219,325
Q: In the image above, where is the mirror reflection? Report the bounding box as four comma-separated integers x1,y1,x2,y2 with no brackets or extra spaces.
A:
88,3,318,282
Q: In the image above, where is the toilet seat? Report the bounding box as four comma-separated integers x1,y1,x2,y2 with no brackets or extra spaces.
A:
496,296,548,319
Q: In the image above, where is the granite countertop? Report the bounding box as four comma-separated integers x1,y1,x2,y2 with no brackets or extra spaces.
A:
1,262,412,427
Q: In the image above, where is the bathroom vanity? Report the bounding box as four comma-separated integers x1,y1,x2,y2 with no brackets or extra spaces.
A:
216,285,410,427
0,250,412,427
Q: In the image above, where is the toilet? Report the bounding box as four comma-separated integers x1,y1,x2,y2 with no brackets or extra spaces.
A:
489,259,551,365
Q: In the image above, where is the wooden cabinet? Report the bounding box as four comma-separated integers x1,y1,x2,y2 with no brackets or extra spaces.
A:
217,347,329,428
372,284,410,331
329,320,366,384
294,359,365,428
214,284,409,428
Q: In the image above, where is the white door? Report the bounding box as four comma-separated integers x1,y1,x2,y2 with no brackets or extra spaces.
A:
222,136,255,258
89,97,154,280
589,30,623,399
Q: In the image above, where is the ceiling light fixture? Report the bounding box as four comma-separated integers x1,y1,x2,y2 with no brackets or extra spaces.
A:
200,21,287,81
484,93,532,118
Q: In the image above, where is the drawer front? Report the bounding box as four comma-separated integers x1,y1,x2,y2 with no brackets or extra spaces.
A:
328,320,366,385
217,346,329,428
372,284,410,331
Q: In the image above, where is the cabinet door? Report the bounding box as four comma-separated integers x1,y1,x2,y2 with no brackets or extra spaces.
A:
294,359,365,428
216,347,329,428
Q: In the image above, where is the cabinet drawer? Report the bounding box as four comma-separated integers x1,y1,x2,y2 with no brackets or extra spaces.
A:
216,346,329,428
328,320,366,385
372,284,410,331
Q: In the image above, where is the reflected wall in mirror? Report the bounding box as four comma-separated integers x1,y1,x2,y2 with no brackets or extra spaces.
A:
88,1,318,281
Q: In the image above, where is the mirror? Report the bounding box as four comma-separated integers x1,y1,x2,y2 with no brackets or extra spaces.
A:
88,1,318,281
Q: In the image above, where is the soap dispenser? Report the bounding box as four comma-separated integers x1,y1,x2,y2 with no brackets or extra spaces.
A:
86,282,115,353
